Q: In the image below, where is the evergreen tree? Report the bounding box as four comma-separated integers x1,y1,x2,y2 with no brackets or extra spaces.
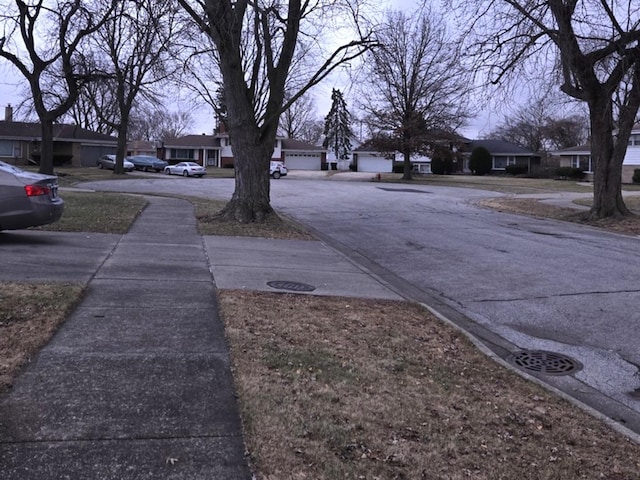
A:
323,89,354,161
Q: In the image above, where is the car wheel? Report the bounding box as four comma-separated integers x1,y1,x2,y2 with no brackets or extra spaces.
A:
182,170,189,177
98,163,103,169
164,168,171,175
144,166,149,172
272,170,281,179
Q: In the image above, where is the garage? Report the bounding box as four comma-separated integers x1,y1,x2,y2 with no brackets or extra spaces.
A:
283,152,322,170
81,145,116,167
356,154,393,173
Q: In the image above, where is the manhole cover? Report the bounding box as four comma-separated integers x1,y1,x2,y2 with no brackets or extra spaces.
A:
508,350,582,376
267,280,316,292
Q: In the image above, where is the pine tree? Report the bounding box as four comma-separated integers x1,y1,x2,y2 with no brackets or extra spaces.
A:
323,89,354,161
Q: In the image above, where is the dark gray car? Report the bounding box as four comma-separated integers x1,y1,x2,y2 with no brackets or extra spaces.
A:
0,161,64,230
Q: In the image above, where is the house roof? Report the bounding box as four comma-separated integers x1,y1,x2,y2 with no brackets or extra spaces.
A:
468,139,537,156
165,134,222,148
552,143,590,155
0,121,117,143
165,135,324,152
280,138,324,151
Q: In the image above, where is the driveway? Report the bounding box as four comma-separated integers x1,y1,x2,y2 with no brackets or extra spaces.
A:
78,174,640,431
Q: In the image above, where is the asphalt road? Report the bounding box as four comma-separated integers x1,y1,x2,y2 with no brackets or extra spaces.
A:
79,174,640,431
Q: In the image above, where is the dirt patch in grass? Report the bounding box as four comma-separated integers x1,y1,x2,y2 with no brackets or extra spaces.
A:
191,198,314,240
479,197,640,236
219,291,640,479
0,282,84,393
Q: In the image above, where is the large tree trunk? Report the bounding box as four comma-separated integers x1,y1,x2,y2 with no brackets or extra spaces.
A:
402,149,412,181
114,123,129,175
219,128,275,223
588,99,630,219
38,120,55,175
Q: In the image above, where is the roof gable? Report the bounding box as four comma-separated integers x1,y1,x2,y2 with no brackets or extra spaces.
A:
469,139,537,156
0,121,117,143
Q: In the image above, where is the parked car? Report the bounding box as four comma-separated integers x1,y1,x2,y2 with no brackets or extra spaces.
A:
164,162,206,177
270,160,288,179
128,155,168,172
97,154,135,172
0,161,64,230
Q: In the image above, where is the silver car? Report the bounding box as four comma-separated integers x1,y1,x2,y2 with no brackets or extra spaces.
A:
97,154,135,172
0,161,64,230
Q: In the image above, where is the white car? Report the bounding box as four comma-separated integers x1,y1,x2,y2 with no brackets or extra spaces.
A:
270,161,288,179
164,162,206,177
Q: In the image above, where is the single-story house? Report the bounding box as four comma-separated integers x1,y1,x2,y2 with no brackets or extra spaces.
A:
465,139,541,173
0,105,118,167
552,124,640,183
159,133,325,169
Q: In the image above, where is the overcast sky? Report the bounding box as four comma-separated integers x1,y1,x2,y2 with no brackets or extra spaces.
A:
0,0,497,140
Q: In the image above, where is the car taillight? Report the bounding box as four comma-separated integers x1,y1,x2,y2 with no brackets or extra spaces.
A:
24,184,51,196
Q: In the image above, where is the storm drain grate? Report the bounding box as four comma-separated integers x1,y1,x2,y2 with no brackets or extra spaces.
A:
508,350,582,376
267,280,316,292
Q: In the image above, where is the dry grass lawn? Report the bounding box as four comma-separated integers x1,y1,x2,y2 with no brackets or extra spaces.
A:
0,282,84,393
219,291,640,479
478,196,640,236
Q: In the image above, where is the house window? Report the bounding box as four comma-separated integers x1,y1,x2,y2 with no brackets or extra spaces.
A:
570,155,592,172
493,156,516,169
0,140,14,157
171,149,194,160
629,134,640,147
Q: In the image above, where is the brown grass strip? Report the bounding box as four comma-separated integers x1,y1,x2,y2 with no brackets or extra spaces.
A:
219,291,640,479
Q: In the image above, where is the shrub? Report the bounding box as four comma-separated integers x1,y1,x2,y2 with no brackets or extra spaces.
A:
555,166,585,180
393,163,407,174
633,169,640,184
505,164,528,176
469,146,492,176
430,157,454,175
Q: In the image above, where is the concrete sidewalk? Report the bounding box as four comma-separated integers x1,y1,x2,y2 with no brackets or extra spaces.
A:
0,197,251,479
0,196,402,479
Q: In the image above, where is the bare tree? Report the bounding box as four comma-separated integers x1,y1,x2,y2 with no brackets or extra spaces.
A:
62,76,118,135
544,115,589,150
297,119,325,145
177,0,377,223
129,107,194,142
488,98,549,152
459,0,640,219
0,0,116,174
358,8,472,180
82,0,182,173
278,92,317,139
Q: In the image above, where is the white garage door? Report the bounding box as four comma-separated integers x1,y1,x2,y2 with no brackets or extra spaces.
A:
284,153,321,170
358,157,392,173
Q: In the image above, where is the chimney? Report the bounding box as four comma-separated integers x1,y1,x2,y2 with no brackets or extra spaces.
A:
5,104,12,122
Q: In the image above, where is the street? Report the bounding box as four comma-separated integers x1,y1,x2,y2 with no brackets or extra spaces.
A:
80,174,640,430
